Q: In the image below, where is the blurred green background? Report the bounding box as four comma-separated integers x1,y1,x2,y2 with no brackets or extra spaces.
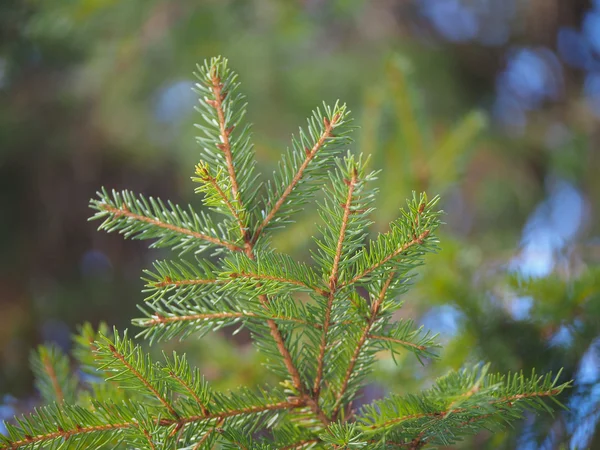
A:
1,0,599,448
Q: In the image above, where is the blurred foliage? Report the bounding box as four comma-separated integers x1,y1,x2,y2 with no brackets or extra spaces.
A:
0,0,599,448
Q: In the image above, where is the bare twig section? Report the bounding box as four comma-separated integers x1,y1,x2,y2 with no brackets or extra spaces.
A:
332,273,395,419
252,113,341,244
40,352,64,403
313,169,358,398
100,204,244,253
107,344,180,420
342,229,430,288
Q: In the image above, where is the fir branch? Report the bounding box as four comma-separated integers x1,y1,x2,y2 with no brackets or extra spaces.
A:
221,252,328,297
192,418,223,450
252,103,352,242
104,340,180,420
313,165,358,398
207,68,242,201
193,162,248,245
342,194,441,289
333,272,395,417
358,365,571,437
90,189,243,254
0,399,303,450
30,345,77,405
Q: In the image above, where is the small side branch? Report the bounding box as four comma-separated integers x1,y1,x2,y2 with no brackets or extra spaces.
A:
342,229,430,288
228,272,329,297
1,401,303,450
366,389,564,432
108,344,179,419
40,352,64,403
252,113,341,244
313,169,357,398
333,273,395,418
100,204,243,253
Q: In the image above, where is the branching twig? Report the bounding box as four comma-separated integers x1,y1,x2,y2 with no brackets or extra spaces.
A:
314,168,358,399
252,114,341,244
100,204,243,253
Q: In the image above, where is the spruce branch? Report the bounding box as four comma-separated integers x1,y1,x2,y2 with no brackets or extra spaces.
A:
314,159,359,399
90,189,243,254
357,365,571,444
30,345,78,405
333,272,395,417
252,102,352,243
342,194,441,290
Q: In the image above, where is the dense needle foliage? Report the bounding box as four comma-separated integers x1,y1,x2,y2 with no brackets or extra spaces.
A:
0,57,570,449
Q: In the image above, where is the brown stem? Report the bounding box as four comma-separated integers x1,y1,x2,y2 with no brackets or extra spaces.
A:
208,74,240,201
313,169,357,398
192,418,223,450
100,204,243,253
152,278,224,288
252,113,341,244
142,429,156,450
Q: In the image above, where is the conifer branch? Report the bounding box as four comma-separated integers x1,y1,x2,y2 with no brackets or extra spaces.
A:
0,400,303,450
367,334,427,352
343,229,430,288
107,343,180,419
99,203,243,253
138,311,320,329
207,65,241,202
333,272,395,417
314,168,358,398
252,112,342,244
365,389,563,432
194,162,248,244
142,429,156,450
167,370,210,416
40,352,64,403
1,421,135,450
192,418,223,450
21,56,566,449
